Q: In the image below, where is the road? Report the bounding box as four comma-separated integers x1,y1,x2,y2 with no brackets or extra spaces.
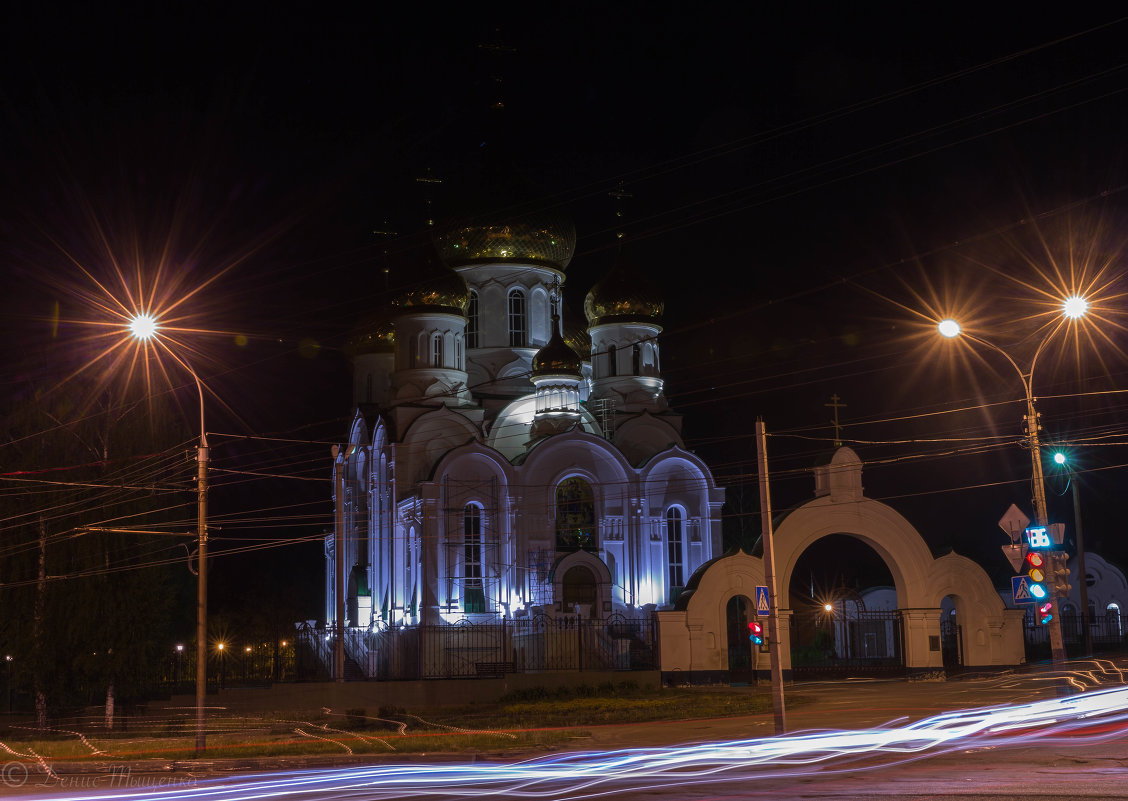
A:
4,667,1127,800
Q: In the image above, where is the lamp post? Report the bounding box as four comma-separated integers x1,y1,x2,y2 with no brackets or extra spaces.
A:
1054,451,1092,655
938,296,1088,667
128,313,209,754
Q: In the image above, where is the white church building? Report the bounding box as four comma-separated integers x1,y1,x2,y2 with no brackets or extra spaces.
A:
324,210,724,646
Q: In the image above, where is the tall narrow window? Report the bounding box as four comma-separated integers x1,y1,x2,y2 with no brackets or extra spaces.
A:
508,289,527,347
455,336,462,370
632,344,641,375
607,344,617,377
464,504,486,613
666,506,684,596
467,291,479,349
555,478,596,552
432,334,444,368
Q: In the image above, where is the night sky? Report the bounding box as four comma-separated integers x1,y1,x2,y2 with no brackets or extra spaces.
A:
4,5,1128,621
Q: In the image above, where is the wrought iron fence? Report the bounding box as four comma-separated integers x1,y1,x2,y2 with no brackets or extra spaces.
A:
1024,611,1127,653
303,613,658,681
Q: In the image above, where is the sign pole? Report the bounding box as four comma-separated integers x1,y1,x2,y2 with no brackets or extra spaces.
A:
755,418,787,734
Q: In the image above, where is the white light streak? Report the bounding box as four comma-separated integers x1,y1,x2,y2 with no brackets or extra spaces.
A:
17,683,1128,801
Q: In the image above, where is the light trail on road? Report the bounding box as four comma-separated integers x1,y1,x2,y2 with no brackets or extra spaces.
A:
16,683,1128,801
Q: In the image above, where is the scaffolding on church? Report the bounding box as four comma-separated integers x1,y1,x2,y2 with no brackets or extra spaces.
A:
589,397,617,440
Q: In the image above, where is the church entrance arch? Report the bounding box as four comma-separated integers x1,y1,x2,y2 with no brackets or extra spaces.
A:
551,550,612,619
563,566,596,609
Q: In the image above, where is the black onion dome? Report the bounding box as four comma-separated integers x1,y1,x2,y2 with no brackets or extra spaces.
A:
434,211,576,271
391,265,470,316
344,314,395,358
583,243,664,327
532,320,583,377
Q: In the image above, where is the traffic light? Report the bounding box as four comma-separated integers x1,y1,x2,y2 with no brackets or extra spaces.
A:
1038,601,1053,625
1024,551,1049,603
1052,552,1072,597
748,620,764,645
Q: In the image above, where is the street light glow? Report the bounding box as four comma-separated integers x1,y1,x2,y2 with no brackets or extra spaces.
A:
128,313,159,340
1062,295,1089,319
1054,452,1066,465
937,319,961,338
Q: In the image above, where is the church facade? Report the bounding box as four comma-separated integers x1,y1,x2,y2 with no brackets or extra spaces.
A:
324,211,724,636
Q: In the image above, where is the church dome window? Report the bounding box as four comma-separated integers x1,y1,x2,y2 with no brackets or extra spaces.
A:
467,291,480,348
508,288,527,347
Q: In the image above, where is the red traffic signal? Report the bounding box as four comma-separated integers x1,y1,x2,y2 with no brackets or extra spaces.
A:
748,620,764,645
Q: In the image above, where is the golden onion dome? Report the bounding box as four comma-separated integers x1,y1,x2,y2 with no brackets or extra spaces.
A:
344,315,395,358
532,323,583,377
583,244,664,327
433,211,576,271
391,266,470,316
561,302,591,360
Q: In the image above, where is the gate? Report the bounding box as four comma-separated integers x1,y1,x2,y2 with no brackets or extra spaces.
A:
790,607,905,679
940,617,962,671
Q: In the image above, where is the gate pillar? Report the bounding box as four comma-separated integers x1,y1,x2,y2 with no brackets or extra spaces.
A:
902,608,944,674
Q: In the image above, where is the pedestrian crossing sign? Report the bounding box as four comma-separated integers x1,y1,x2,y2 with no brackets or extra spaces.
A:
1011,575,1036,605
755,585,770,615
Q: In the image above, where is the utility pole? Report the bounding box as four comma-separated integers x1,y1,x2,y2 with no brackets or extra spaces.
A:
195,429,208,755
333,446,346,682
1025,396,1067,665
755,418,787,734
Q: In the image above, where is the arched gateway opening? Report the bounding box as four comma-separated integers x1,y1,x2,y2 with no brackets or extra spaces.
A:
656,447,1026,682
725,595,757,682
789,534,904,678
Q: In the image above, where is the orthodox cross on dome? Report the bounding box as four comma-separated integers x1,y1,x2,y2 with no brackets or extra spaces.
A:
477,28,517,111
826,394,847,447
549,277,564,334
371,220,398,290
609,180,633,240
415,167,444,228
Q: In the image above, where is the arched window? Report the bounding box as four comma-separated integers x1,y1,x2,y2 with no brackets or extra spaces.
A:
467,291,479,349
607,344,617,377
508,289,527,347
455,336,462,369
432,334,444,368
556,478,596,552
666,506,684,597
463,505,486,613
1108,602,1123,638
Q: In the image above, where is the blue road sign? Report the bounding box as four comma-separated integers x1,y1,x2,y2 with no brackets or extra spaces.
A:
755,585,770,616
1012,575,1036,606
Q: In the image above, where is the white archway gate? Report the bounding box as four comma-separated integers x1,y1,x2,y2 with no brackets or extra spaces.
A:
658,447,1026,681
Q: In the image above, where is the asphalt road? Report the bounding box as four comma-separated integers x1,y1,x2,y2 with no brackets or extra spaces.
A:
3,667,1127,800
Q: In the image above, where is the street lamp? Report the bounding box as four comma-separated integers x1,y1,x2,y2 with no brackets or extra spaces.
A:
128,313,209,755
1053,450,1092,655
937,296,1087,667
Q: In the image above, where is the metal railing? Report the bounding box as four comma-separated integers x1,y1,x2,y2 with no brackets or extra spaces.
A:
300,613,658,681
